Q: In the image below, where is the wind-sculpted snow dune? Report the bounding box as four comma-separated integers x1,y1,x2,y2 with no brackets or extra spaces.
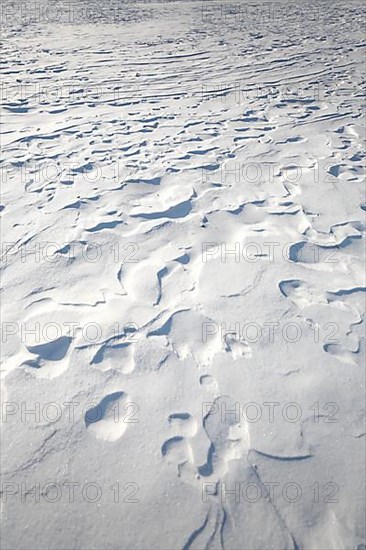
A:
1,1,365,548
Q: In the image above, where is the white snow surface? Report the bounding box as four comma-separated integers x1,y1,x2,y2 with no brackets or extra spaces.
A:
1,1,365,549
